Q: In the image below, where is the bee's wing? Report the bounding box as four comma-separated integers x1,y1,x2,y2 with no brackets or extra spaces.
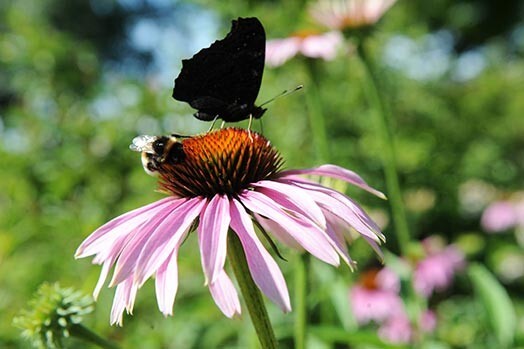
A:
130,135,157,153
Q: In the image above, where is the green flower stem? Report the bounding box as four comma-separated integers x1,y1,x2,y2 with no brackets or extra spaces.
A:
294,253,308,349
70,324,120,349
357,41,411,255
300,58,332,348
304,58,330,163
227,232,278,349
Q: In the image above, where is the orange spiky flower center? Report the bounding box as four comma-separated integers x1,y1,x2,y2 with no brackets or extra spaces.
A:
360,268,380,290
158,128,283,198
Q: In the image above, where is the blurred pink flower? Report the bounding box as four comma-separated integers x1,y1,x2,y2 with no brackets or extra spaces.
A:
481,200,524,233
76,128,385,325
349,268,404,325
378,309,436,343
413,237,465,298
378,315,412,344
351,267,438,344
420,310,437,333
309,0,397,30
266,31,343,67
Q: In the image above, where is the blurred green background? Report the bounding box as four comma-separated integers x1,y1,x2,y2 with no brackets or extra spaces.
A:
1,0,524,348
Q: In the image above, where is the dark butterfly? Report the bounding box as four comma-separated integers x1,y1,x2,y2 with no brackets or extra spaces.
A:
172,17,266,123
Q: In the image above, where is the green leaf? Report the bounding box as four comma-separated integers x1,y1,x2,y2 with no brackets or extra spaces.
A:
468,263,516,348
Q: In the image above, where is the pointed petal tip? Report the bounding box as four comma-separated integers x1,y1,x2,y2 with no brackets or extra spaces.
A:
230,309,242,319
376,191,388,200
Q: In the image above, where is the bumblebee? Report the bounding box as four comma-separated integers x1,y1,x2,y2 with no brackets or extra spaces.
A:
130,134,185,176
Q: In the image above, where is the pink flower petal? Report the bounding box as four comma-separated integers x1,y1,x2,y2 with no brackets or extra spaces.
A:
76,198,179,258
254,213,304,249
208,270,241,318
110,277,138,326
280,164,386,199
362,235,384,260
155,249,179,316
481,201,518,232
254,180,326,228
325,218,355,269
300,31,342,60
286,179,384,243
230,199,291,312
266,37,301,67
241,190,340,265
378,315,412,344
134,198,205,286
414,245,464,297
110,204,180,286
93,256,117,299
198,195,231,284
350,285,404,325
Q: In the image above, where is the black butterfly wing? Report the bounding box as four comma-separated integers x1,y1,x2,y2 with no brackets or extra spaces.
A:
172,17,266,122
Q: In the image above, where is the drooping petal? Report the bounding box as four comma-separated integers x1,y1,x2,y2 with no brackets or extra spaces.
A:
110,277,138,326
241,190,340,266
325,217,355,269
285,178,384,242
155,249,179,316
253,180,326,228
254,213,303,249
110,203,182,286
230,199,291,312
198,195,231,284
94,256,117,300
362,235,384,261
75,198,176,258
279,164,386,199
208,270,241,318
254,182,354,268
135,197,205,286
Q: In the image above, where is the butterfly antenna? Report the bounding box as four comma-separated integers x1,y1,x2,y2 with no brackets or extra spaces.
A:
259,85,303,108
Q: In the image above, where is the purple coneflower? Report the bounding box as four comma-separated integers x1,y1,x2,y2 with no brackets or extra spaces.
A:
76,128,385,325
350,267,437,344
413,236,465,297
349,267,404,325
481,199,524,233
309,0,397,30
266,30,343,67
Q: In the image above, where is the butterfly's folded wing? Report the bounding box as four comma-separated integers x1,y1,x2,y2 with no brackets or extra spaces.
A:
172,17,266,121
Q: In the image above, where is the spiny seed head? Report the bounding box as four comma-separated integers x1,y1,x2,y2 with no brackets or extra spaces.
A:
158,128,283,198
13,283,94,349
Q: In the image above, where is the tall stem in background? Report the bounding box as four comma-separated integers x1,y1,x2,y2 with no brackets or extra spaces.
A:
227,233,278,349
293,253,308,349
295,58,333,349
304,58,330,163
357,41,411,255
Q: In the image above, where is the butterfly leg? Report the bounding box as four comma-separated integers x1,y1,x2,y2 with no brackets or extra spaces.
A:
247,114,254,142
220,120,226,129
258,118,264,135
207,115,220,133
